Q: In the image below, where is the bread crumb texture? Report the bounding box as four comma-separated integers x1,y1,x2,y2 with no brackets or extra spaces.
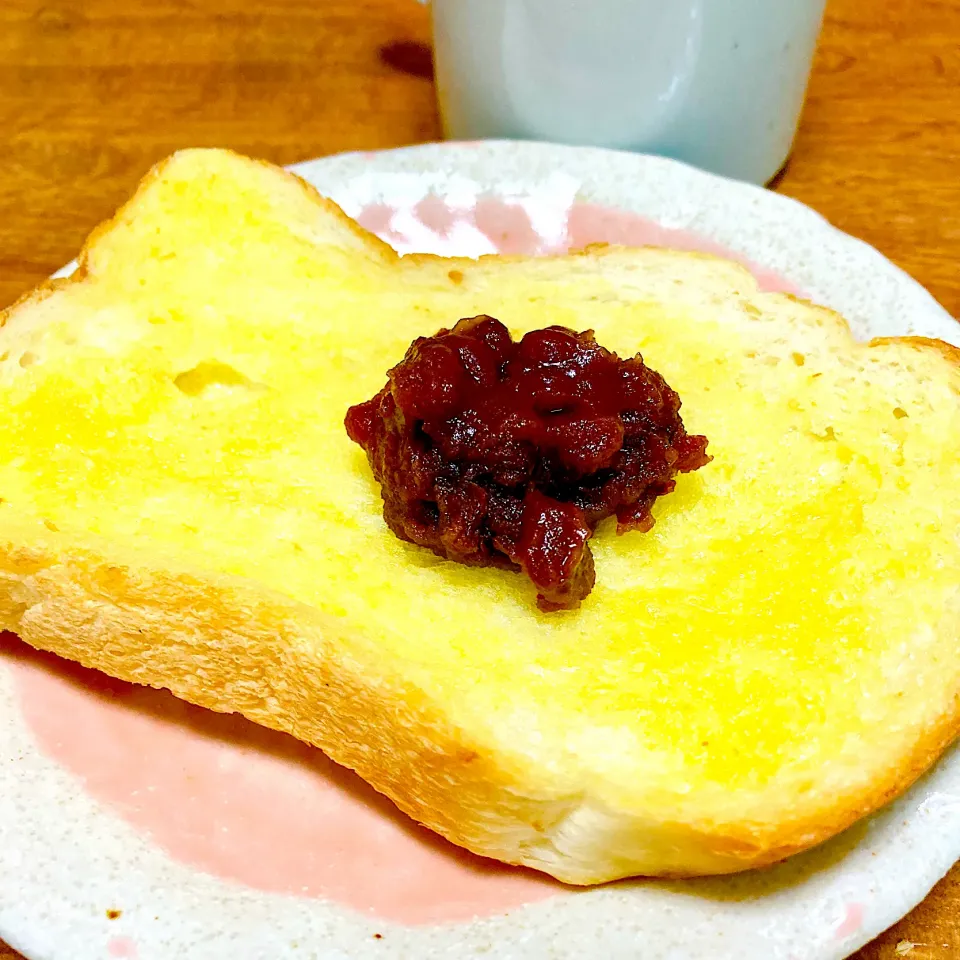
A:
1,149,959,883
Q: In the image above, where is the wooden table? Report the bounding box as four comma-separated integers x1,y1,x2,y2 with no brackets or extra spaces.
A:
0,0,957,956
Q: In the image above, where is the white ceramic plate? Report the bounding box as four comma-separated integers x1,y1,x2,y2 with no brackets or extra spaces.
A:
2,141,959,960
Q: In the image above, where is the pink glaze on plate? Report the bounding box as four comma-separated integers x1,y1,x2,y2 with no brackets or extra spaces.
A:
834,902,866,940
563,204,798,294
107,937,138,959
3,635,562,925
355,192,801,295
5,196,798,926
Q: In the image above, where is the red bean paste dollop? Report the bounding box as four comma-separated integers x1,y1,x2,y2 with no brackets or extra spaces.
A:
345,316,710,611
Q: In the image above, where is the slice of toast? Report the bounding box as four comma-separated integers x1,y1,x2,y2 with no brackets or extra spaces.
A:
1,148,959,884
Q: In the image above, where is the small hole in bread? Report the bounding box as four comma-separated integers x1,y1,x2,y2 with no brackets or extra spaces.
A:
174,360,260,396
43,519,59,532
893,407,908,419
19,351,37,368
0,351,8,362
792,352,805,366
448,269,464,285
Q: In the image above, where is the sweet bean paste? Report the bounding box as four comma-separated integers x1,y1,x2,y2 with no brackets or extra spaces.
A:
345,316,710,610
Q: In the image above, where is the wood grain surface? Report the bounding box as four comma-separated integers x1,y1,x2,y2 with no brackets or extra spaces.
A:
0,0,958,957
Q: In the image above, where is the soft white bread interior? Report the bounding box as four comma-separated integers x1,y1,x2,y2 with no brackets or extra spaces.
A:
1,148,959,884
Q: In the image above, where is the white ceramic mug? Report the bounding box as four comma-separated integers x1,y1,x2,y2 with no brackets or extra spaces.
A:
430,0,828,185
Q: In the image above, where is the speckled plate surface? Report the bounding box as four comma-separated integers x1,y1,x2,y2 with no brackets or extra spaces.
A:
2,141,959,960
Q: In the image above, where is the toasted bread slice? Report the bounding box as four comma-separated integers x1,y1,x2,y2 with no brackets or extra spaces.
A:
1,149,959,884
